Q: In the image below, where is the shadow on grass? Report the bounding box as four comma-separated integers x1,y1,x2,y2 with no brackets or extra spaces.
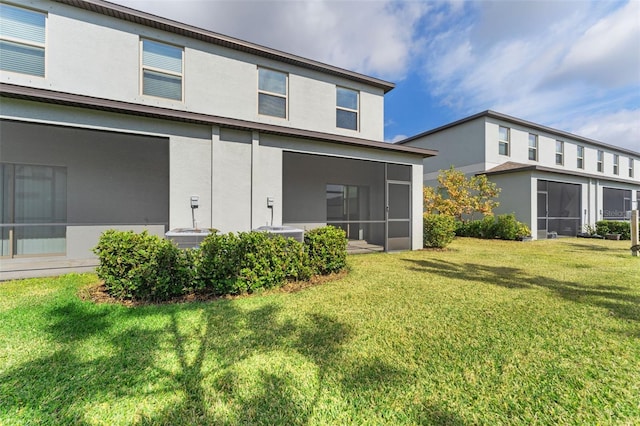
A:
1,296,465,424
403,257,640,324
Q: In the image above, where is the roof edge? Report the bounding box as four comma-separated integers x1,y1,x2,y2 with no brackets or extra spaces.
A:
481,161,640,186
0,83,436,157
52,0,395,93
399,110,640,157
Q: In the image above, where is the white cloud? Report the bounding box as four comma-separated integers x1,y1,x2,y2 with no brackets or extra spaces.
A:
556,109,640,153
548,0,640,88
387,134,408,143
420,0,640,152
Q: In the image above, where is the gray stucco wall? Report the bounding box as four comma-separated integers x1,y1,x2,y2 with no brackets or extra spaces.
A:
489,172,534,231
404,117,487,180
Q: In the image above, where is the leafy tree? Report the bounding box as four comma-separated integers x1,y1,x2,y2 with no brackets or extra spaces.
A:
424,166,500,220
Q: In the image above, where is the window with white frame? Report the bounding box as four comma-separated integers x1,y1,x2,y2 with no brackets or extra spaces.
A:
555,140,564,165
498,126,510,156
577,145,584,169
629,158,634,178
597,150,604,172
336,87,359,130
0,3,46,77
258,67,287,118
613,154,619,175
141,39,183,101
528,134,538,161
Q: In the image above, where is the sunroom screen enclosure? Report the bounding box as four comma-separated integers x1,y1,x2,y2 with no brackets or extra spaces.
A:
0,120,169,259
537,180,581,238
283,152,411,251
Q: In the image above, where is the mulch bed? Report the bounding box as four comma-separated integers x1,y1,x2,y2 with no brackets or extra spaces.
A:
79,270,348,307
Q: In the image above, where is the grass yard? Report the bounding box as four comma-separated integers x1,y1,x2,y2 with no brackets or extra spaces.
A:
1,238,639,425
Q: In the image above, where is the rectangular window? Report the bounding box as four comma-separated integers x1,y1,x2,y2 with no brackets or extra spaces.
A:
498,126,510,156
0,3,46,77
629,158,634,178
258,67,287,118
336,87,359,130
528,134,538,161
141,39,183,101
597,150,604,172
555,140,564,165
577,145,584,169
613,154,619,175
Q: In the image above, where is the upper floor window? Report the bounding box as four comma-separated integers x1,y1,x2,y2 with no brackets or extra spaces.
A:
613,154,619,175
498,126,510,156
597,150,604,172
0,3,45,77
258,67,287,118
577,145,584,169
629,158,634,178
141,39,183,101
336,87,359,130
528,134,538,161
555,141,564,165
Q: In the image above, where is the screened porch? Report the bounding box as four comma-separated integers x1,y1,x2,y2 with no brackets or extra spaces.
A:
282,152,412,252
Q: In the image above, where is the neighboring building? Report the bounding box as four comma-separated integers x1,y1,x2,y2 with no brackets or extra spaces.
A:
0,0,436,279
400,111,640,239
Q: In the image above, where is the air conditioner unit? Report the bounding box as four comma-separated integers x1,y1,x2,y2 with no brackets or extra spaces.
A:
165,228,212,249
254,226,304,243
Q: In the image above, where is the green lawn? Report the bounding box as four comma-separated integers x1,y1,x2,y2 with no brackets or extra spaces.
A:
1,238,639,425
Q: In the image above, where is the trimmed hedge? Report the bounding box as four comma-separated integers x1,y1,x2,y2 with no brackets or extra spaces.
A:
595,220,631,240
94,226,346,301
93,230,193,301
455,214,531,241
304,226,348,275
196,231,311,295
423,214,456,248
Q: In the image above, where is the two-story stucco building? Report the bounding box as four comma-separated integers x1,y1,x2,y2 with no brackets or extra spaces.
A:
401,111,640,239
0,0,436,279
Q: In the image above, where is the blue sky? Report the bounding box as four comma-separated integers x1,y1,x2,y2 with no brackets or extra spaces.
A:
114,0,640,152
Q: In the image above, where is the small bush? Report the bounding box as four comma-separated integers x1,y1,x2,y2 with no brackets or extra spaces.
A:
197,232,311,295
93,230,192,301
494,214,531,240
455,214,530,241
423,214,456,248
596,220,631,240
455,220,482,238
304,226,347,275
479,215,497,239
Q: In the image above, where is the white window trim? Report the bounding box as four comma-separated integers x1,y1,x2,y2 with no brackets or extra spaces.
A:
555,140,564,166
613,154,619,175
498,126,510,156
629,158,634,178
597,150,604,172
0,4,47,77
577,145,584,169
528,134,538,161
336,86,359,131
139,38,184,101
257,66,288,119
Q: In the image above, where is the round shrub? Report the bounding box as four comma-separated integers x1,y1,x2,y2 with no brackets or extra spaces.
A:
93,230,192,301
423,214,456,248
495,213,519,240
304,226,347,275
196,231,311,295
